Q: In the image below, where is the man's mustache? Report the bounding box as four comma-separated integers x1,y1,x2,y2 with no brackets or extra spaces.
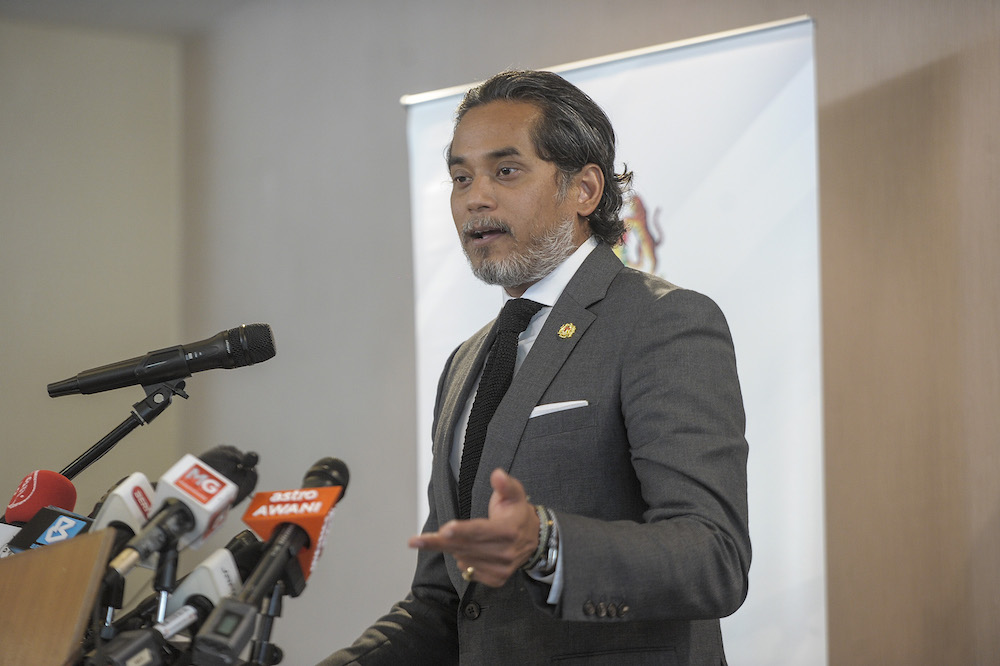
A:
462,217,513,239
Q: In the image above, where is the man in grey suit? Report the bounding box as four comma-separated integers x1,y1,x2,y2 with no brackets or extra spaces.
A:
320,70,750,665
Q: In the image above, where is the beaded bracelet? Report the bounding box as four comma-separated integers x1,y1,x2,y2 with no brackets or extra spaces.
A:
521,504,553,571
536,511,559,576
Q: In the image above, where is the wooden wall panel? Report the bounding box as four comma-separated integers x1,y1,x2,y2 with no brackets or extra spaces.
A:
817,2,1000,662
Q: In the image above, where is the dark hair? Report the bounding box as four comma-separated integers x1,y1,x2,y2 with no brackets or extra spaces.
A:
454,70,632,246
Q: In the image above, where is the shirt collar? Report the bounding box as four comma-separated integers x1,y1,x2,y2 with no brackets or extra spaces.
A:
502,235,599,308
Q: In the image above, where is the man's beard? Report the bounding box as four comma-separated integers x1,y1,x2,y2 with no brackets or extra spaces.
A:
462,216,578,289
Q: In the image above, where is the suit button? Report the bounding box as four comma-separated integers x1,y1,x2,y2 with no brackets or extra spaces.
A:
463,602,481,620
583,601,596,616
596,602,607,617
619,604,630,618
607,603,618,617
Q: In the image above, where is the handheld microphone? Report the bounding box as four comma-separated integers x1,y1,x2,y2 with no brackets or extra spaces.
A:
4,469,77,524
90,472,156,533
110,530,264,632
2,470,81,556
90,444,255,565
88,472,158,559
192,458,348,665
165,529,265,616
240,457,349,598
102,531,265,666
47,323,276,397
198,445,259,508
107,447,258,579
1,506,92,557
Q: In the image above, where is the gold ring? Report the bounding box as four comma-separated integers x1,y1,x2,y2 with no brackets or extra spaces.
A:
462,566,475,582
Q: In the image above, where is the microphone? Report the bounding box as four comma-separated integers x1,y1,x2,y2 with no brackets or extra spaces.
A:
1,506,92,557
2,470,80,556
107,447,258,579
192,458,348,665
165,529,265,616
198,445,259,507
240,457,349,598
90,444,256,562
102,531,265,666
4,469,77,524
88,472,158,558
90,472,157,533
108,530,264,631
47,323,276,397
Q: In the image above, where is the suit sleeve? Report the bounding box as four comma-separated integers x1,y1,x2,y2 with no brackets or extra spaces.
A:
316,352,462,665
549,288,751,622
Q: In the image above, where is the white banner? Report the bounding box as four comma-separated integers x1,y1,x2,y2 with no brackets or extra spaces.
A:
403,17,824,664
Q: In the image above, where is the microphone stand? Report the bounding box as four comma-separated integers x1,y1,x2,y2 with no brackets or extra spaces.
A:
248,581,286,666
154,545,180,624
60,380,189,480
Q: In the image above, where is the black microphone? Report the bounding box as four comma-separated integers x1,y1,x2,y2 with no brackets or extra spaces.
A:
238,457,348,603
109,530,265,634
192,458,348,665
101,531,266,666
47,324,276,397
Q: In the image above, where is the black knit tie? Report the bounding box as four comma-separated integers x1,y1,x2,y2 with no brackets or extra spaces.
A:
457,298,543,520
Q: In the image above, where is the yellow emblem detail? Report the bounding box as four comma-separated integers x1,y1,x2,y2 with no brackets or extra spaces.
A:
557,323,576,339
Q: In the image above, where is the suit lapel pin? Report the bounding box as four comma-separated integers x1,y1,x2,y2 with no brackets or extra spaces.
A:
557,323,576,339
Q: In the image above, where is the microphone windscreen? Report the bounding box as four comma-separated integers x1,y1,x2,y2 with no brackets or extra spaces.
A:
302,457,350,495
5,470,77,524
224,529,267,581
199,446,259,504
227,324,276,367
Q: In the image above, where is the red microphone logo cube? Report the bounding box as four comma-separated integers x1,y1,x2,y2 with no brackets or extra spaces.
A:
176,463,227,504
132,485,154,519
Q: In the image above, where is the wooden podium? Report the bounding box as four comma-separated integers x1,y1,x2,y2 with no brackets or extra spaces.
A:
0,529,116,666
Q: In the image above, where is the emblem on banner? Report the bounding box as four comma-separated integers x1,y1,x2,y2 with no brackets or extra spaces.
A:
614,193,663,274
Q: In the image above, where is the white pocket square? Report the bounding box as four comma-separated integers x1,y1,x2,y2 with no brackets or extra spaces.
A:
529,400,589,418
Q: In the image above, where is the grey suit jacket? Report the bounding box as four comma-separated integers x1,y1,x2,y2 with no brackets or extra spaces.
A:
321,243,750,666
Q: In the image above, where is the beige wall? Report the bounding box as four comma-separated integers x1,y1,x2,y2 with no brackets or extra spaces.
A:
0,20,183,518
1,1,998,663
818,3,1000,663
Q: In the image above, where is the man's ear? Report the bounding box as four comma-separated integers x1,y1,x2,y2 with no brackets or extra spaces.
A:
576,164,604,217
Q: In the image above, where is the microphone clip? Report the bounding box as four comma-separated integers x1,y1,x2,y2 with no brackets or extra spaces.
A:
135,379,189,425
60,379,190,481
